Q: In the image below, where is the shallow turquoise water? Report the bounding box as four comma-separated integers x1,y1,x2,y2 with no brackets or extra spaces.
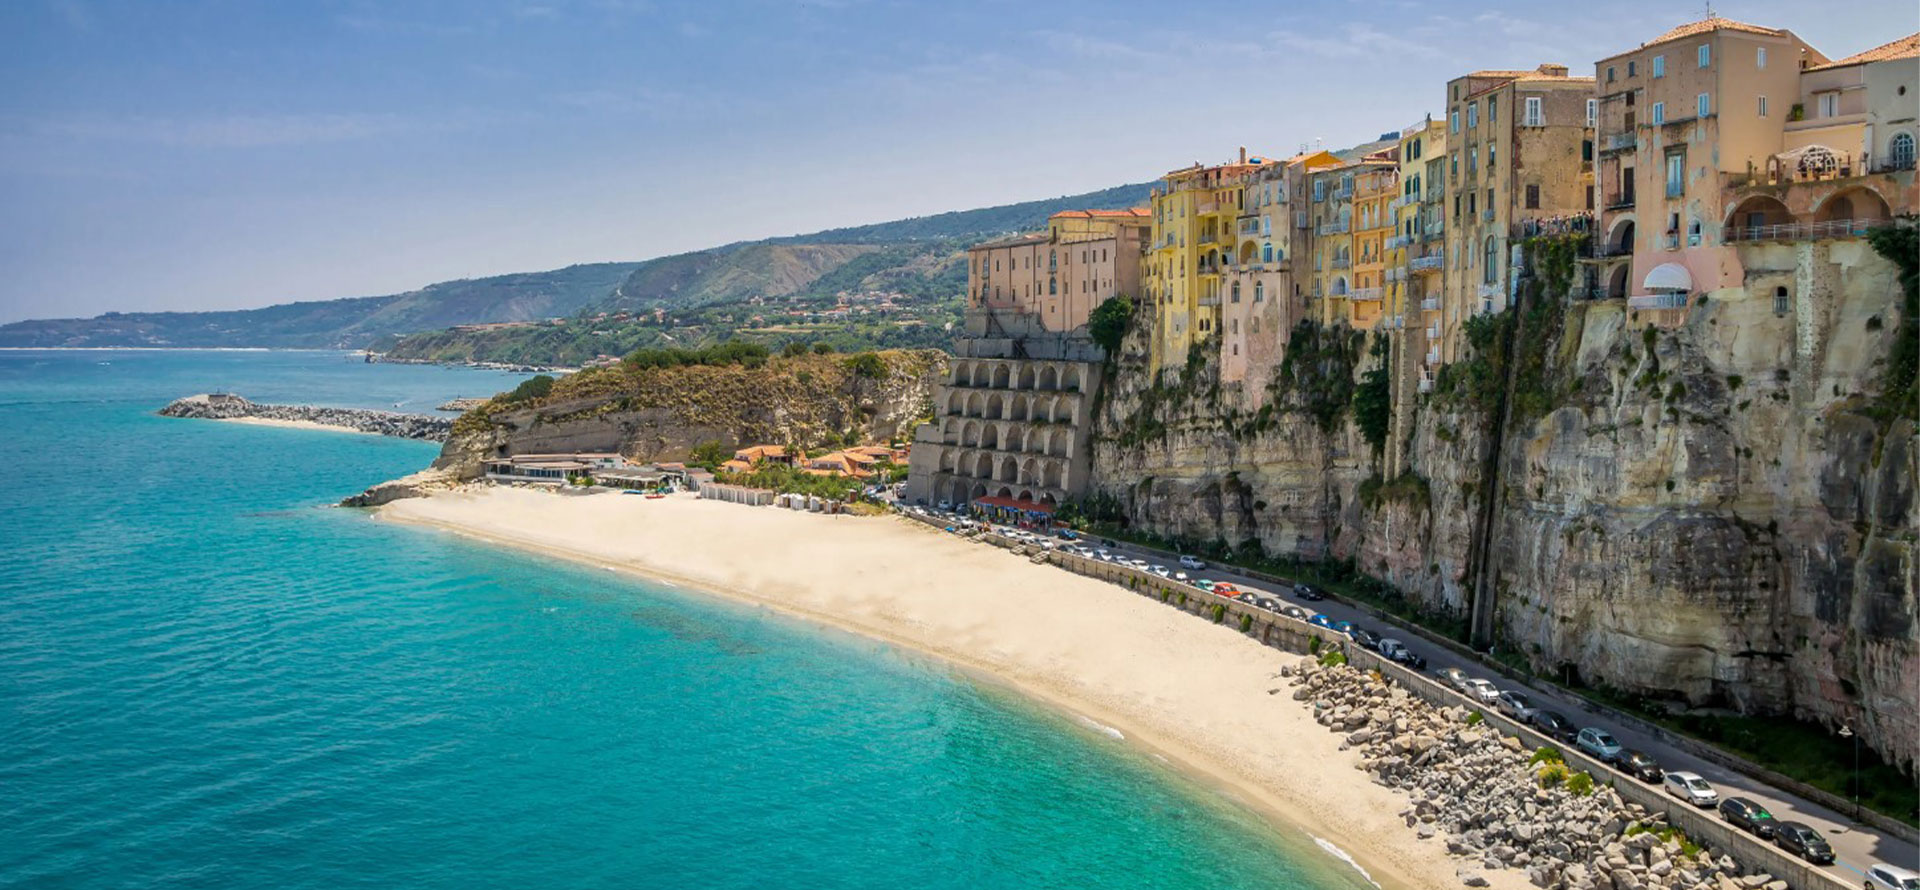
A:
0,350,1368,889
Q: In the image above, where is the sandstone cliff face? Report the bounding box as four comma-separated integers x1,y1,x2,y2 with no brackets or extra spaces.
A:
1090,239,1916,769
434,350,943,477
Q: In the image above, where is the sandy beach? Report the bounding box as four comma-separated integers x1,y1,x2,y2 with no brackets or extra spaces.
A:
218,416,383,435
381,487,1525,890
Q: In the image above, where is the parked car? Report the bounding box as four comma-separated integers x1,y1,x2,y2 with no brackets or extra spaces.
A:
1256,597,1279,612
1438,667,1471,692
937,500,953,511
1178,555,1207,570
1098,538,1117,548
1575,727,1624,763
1350,627,1382,651
1055,529,1079,540
1865,864,1920,890
1211,583,1240,596
1150,565,1172,578
1331,620,1354,636
1663,771,1719,808
1529,710,1578,742
1377,638,1427,670
1463,679,1501,704
1616,749,1664,783
1293,583,1326,601
1173,571,1190,582
1717,797,1776,839
1772,822,1834,864
1192,579,1216,591
1495,690,1538,723
1308,614,1335,629
1282,606,1309,620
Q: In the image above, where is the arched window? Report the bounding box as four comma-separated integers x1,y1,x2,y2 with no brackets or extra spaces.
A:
1048,250,1057,269
1688,220,1703,247
1231,282,1241,303
1262,243,1274,263
1254,281,1264,302
1889,132,1915,170
1483,236,1498,284
1047,277,1057,295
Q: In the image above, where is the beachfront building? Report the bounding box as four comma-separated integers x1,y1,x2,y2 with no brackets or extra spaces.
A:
1591,19,1916,326
1142,149,1276,375
1440,63,1595,360
484,453,629,485
905,208,1146,512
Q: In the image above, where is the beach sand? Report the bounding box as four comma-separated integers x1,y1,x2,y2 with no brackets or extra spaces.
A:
380,487,1523,890
219,417,381,435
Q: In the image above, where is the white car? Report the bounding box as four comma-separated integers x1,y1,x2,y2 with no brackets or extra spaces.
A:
1173,571,1189,582
1150,565,1171,578
936,500,953,511
1463,679,1501,704
1178,555,1207,570
1663,771,1718,807
1866,864,1920,890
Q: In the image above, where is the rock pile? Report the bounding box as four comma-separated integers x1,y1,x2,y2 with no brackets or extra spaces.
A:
1286,658,1790,890
159,393,452,442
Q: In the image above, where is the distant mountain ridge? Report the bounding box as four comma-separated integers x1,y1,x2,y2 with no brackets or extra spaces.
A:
0,182,1155,349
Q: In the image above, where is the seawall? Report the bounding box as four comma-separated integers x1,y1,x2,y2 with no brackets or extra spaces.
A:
159,393,452,442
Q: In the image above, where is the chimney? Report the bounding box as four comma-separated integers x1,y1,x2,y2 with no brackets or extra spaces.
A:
1537,63,1569,77
1239,146,1247,164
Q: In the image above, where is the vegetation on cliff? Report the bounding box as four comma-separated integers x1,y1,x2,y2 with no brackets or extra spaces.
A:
1866,223,1916,421
1088,295,1133,355
1269,320,1366,433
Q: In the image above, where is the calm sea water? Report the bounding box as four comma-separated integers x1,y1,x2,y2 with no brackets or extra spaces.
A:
0,350,1369,889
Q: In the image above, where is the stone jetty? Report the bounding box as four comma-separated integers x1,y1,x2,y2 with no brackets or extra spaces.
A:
159,393,453,442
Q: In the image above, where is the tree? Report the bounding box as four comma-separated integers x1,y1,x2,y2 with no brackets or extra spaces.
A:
1088,294,1133,354
688,440,730,470
1352,334,1393,454
844,351,886,379
812,342,835,354
781,342,807,358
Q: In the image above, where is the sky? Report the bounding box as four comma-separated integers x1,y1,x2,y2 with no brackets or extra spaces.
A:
1,0,1913,322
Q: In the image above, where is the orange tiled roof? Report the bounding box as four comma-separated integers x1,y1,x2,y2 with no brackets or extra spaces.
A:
1810,32,1920,70
1641,16,1782,47
1049,208,1151,219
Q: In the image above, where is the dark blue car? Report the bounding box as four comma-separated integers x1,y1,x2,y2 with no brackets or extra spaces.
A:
1308,614,1334,629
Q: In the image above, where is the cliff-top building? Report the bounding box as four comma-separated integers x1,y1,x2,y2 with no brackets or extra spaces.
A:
904,209,1148,513
1143,149,1277,375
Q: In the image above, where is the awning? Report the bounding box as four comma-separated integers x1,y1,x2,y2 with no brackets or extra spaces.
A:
1643,262,1693,292
973,495,1057,514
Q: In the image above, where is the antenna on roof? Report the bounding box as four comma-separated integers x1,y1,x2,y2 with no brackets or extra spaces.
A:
1703,0,1714,17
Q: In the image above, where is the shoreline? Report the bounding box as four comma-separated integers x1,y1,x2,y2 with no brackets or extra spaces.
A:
377,487,1531,890
218,416,386,436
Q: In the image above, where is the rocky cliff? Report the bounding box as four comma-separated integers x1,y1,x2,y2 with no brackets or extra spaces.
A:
433,350,944,478
1089,233,1917,770
159,393,453,441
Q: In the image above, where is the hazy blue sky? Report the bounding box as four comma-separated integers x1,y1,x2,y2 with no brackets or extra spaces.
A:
1,0,1912,321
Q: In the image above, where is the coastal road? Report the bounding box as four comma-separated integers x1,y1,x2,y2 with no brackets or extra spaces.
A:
1034,529,1918,881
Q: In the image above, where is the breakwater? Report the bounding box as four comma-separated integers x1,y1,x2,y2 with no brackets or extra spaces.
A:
159,393,452,441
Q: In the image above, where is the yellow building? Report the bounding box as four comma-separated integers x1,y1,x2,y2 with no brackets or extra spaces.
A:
1306,161,1356,326
1349,148,1399,329
1393,118,1448,388
1142,148,1275,374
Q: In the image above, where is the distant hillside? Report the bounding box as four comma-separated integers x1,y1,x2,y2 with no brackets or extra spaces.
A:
0,263,640,350
0,181,1153,350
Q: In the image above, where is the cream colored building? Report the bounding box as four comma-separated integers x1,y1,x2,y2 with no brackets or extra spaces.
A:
1441,64,1595,358
965,209,1149,340
1143,149,1276,375
1220,160,1302,394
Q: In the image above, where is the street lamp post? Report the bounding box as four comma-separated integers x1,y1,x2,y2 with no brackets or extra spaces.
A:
1838,724,1860,823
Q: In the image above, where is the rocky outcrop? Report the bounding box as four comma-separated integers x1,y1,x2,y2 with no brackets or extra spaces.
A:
159,393,453,441
432,350,943,478
338,467,461,507
1291,658,1788,890
1090,236,1917,769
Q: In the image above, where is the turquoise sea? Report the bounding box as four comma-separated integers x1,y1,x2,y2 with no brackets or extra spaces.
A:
0,350,1370,889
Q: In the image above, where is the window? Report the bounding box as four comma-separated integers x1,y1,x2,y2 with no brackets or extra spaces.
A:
1653,55,1666,78
1525,184,1540,209
1651,102,1665,125
1468,146,1477,173
1758,95,1768,117
1468,103,1478,128
1697,92,1711,118
1483,236,1498,284
1488,97,1498,122
1254,282,1264,302
1891,132,1916,169
1817,92,1839,118
1627,60,1637,77
1231,282,1241,303
1665,153,1685,197
1451,153,1459,176
1489,142,1497,169
1773,286,1789,315
1757,47,1767,69
1607,65,1616,82
1048,277,1056,295
1582,139,1594,161
1697,44,1710,68
1449,110,1460,133
1585,98,1597,127
1526,96,1545,126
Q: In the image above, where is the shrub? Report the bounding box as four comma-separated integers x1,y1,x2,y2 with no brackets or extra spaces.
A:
1309,636,1323,654
1529,746,1565,767
1566,770,1596,796
812,342,835,354
781,342,808,357
1319,650,1348,667
1239,613,1253,632
1466,711,1484,726
1210,603,1226,623
1537,762,1569,788
844,351,887,379
503,374,555,403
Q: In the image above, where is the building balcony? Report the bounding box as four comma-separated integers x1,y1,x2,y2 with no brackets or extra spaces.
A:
1421,297,1441,311
1332,185,1354,200
1481,207,1496,222
1410,255,1445,272
1197,293,1220,307
1627,292,1688,310
1723,217,1892,243
1330,256,1351,269
1417,377,1434,393
1604,194,1635,211
1477,283,1502,299
1425,347,1441,365
1423,220,1445,239
1426,322,1442,338
1350,287,1383,302
1316,221,1350,235
1661,233,1680,250
1602,132,1638,154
